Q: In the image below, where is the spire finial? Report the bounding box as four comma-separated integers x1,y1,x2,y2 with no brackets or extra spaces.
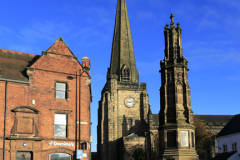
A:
170,14,174,22
177,22,180,28
57,37,63,41
170,13,175,27
164,23,169,29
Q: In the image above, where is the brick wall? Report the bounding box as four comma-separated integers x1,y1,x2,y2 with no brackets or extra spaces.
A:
0,39,91,160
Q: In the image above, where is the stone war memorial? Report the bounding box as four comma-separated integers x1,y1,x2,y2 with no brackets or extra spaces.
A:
158,13,199,160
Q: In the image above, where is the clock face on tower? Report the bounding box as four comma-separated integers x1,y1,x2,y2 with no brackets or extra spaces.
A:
125,97,135,108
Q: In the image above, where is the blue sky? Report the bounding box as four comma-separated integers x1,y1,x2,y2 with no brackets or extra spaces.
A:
1,0,240,152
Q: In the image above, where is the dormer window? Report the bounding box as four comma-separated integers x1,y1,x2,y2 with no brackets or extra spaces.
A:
175,43,178,58
122,68,130,82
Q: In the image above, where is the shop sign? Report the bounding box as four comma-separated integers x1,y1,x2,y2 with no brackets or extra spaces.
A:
49,141,74,147
76,150,83,159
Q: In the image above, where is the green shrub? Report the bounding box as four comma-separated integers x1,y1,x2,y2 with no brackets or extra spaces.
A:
134,148,149,160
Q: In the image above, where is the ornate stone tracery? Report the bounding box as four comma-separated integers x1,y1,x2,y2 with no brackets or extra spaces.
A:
121,65,130,82
176,72,183,85
159,14,199,160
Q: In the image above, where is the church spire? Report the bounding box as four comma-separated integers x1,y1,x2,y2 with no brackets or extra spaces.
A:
107,0,139,84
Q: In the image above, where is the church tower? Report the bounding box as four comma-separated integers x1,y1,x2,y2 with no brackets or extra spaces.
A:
158,14,199,160
97,0,150,159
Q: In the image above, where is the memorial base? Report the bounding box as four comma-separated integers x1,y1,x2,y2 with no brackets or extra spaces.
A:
158,149,199,160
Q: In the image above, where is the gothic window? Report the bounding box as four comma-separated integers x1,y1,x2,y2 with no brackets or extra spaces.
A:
129,119,132,129
175,43,178,58
122,68,130,82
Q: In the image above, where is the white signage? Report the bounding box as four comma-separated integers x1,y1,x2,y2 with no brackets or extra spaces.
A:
49,141,74,147
83,153,87,158
180,131,189,147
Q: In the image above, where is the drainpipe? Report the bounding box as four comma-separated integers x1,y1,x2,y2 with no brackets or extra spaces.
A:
75,71,78,153
3,81,8,160
79,69,81,150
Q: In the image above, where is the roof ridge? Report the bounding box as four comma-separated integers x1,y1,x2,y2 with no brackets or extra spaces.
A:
0,48,36,57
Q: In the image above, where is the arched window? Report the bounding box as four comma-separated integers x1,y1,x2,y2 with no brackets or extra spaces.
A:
122,68,130,82
50,153,71,160
175,43,178,58
129,119,132,129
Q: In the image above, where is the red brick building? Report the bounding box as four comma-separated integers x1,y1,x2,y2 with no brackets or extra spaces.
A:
0,37,91,160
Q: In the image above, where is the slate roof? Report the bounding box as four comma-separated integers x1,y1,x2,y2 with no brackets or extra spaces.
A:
151,114,233,127
217,114,240,137
195,115,234,126
0,49,39,82
211,151,237,160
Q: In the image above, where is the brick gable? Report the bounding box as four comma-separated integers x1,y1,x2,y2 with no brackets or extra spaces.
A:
46,37,74,56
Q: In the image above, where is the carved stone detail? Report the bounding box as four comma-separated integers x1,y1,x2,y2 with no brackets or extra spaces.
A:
176,72,182,85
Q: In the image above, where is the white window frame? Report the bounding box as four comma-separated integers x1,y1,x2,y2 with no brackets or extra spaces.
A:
54,114,67,138
56,82,67,99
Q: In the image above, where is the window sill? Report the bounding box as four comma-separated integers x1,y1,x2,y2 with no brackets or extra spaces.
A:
52,137,69,140
55,98,70,102
49,109,72,114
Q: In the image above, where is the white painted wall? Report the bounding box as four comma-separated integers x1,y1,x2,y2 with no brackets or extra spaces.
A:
218,132,240,159
229,152,238,160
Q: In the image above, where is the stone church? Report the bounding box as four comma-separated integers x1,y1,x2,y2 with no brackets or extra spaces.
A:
97,0,151,159
97,0,232,160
